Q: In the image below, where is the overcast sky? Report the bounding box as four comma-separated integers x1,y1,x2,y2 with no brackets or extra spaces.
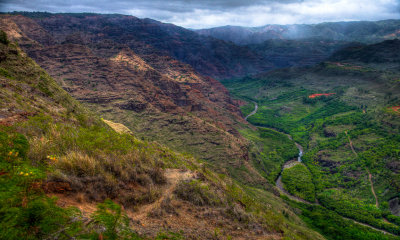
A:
1,0,400,29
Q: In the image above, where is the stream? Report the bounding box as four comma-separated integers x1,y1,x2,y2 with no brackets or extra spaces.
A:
244,101,397,236
275,135,312,204
244,101,258,121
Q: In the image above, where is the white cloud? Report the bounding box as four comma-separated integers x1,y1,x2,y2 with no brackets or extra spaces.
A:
1,0,400,28
157,0,400,28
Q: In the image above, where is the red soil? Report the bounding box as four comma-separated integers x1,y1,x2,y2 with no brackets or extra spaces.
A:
308,93,336,99
392,106,400,112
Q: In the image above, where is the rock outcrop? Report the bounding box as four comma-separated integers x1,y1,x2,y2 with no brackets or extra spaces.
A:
0,14,253,174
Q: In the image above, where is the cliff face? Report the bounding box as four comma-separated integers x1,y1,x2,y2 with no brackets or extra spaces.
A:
6,13,273,79
0,14,259,180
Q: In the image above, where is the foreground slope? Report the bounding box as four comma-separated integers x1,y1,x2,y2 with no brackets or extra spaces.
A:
0,32,326,239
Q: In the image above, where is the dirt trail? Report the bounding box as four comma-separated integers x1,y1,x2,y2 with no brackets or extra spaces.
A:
130,169,195,221
52,169,196,221
345,131,379,208
368,170,379,208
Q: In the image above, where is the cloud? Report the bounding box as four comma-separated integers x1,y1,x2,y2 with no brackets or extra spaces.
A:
1,0,399,28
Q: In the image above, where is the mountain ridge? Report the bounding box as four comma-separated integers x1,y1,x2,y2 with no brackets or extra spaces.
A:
196,19,400,45
4,12,274,79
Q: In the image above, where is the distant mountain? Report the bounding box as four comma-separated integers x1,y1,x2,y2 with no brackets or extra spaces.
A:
196,20,400,45
247,39,351,68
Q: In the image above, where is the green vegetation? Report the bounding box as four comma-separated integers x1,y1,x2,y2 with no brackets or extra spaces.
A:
91,200,141,240
318,189,400,235
0,131,65,240
223,44,400,239
288,199,399,240
240,127,298,182
0,130,144,239
240,101,255,117
282,164,316,202
17,114,192,205
0,30,9,45
0,31,327,239
174,179,221,206
0,67,13,79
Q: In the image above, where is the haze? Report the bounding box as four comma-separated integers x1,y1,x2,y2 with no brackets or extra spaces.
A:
1,0,400,29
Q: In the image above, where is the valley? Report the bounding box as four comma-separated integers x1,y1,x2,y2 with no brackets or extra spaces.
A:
0,10,399,240
223,39,400,238
244,101,399,236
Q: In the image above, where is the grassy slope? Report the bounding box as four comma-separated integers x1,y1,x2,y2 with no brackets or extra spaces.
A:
0,33,325,239
222,45,400,238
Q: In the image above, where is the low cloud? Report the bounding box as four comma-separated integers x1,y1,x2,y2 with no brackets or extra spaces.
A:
1,0,399,28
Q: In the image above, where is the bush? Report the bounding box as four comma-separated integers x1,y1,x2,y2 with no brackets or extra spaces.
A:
90,199,141,240
174,180,220,206
0,131,79,240
0,30,9,45
0,67,13,79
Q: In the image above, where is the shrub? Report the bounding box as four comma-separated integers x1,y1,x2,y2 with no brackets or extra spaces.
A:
0,30,9,45
0,67,13,78
155,231,184,240
174,180,220,206
0,131,80,240
90,199,141,240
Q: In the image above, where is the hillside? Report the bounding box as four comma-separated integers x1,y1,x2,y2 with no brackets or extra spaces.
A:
4,12,274,79
247,39,350,68
223,38,400,239
0,31,328,239
330,39,400,63
196,20,400,45
2,10,400,240
0,13,271,186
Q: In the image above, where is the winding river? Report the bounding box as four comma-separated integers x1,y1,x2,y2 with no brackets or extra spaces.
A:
245,102,306,202
244,101,258,121
244,101,397,236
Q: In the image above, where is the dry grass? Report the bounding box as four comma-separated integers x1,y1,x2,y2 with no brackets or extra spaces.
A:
174,179,221,206
55,151,99,177
14,114,194,208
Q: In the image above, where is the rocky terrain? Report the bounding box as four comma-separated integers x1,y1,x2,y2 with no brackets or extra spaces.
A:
7,12,274,79
2,11,400,240
0,14,263,182
0,31,325,240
